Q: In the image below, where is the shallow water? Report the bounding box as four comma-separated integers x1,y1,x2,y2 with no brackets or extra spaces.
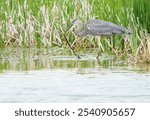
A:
0,48,150,102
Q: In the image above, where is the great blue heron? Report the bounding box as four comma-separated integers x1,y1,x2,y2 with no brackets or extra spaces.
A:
64,18,131,59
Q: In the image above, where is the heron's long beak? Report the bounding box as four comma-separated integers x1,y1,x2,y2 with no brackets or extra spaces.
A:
63,23,80,59
65,24,73,35
68,24,73,30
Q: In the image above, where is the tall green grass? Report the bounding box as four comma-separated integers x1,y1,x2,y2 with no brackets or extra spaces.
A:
0,0,149,63
133,0,150,33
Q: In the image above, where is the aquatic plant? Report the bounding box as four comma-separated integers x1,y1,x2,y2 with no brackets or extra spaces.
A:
133,0,150,33
0,0,149,64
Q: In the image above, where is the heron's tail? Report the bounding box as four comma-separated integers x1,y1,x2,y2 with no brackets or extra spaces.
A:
116,25,132,35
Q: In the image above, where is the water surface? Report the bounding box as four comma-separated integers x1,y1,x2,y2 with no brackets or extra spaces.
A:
0,48,150,102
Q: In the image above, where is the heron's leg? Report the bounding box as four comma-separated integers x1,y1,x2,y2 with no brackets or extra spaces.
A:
71,36,82,48
96,37,104,59
96,37,101,59
71,36,78,47
96,50,101,59
105,37,118,57
64,34,81,59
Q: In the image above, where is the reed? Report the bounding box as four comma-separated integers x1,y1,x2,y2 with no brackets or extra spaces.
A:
133,0,150,33
0,0,149,63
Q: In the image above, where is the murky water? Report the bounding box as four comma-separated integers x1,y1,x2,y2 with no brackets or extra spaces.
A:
0,48,150,102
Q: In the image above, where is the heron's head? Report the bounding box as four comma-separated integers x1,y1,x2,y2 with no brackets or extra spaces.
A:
67,19,80,31
65,19,83,35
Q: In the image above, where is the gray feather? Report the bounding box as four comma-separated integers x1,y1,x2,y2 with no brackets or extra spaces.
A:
85,19,130,36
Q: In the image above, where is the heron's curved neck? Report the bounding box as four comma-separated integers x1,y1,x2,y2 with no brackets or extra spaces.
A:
75,21,84,35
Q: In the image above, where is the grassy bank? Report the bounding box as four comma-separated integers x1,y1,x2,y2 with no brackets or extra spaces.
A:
0,0,150,64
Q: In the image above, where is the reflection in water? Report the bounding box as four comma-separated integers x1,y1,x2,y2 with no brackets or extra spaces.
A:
0,48,149,72
0,48,150,103
0,48,112,71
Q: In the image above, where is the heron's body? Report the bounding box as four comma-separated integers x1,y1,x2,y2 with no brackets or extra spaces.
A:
64,18,131,59
73,19,130,37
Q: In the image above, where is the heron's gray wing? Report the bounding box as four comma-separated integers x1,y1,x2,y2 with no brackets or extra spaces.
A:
85,19,129,36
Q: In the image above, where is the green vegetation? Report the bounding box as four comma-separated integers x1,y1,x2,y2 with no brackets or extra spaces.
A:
0,48,150,72
0,0,149,64
133,0,150,32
